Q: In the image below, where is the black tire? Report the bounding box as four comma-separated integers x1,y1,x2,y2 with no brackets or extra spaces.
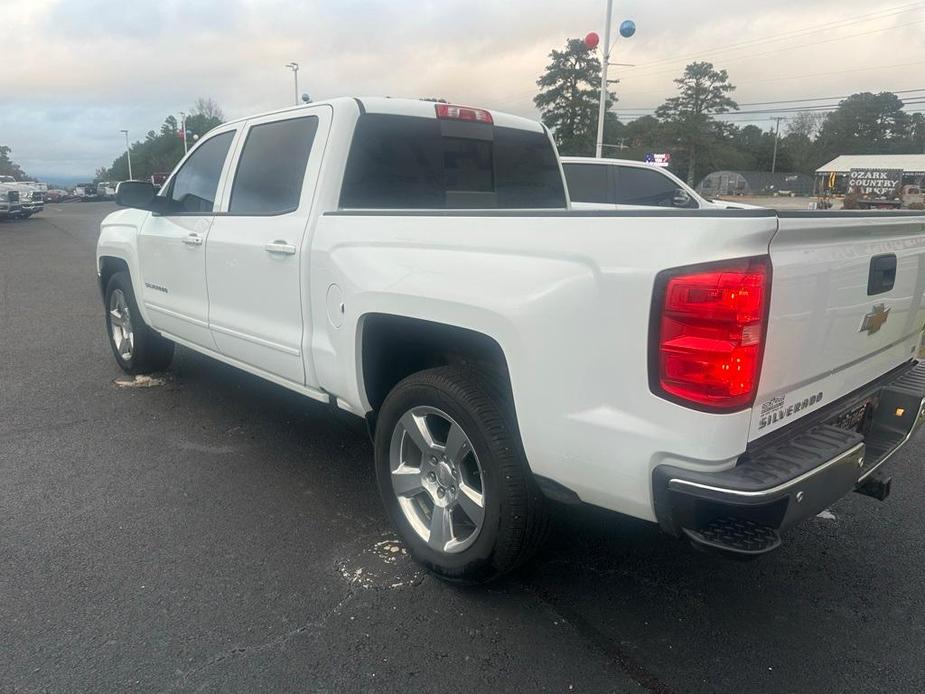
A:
104,271,174,374
374,366,548,583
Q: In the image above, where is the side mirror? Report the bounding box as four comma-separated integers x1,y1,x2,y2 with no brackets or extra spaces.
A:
671,188,692,208
116,181,164,212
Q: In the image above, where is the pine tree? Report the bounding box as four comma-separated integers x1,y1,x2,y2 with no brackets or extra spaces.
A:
534,38,614,156
656,62,738,185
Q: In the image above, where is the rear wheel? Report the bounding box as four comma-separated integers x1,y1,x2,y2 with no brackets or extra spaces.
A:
104,271,174,374
374,366,548,583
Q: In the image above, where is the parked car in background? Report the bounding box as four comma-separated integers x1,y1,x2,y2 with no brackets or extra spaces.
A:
72,183,99,202
0,177,22,219
98,97,925,583
0,175,44,218
96,182,119,200
561,156,759,210
150,173,170,192
44,189,69,203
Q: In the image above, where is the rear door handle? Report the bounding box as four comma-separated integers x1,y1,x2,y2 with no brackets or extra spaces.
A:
183,233,204,247
265,241,297,256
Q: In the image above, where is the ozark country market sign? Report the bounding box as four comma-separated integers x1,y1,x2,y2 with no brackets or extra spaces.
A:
848,168,903,197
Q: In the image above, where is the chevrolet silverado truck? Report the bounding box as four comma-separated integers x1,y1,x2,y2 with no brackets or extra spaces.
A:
97,97,925,582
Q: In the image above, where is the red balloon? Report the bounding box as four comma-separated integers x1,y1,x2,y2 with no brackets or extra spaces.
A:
584,32,600,50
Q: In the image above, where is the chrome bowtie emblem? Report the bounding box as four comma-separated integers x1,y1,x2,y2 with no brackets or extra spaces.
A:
860,304,891,335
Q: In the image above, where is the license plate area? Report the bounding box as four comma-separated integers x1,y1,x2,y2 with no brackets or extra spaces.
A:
828,397,878,435
826,389,925,480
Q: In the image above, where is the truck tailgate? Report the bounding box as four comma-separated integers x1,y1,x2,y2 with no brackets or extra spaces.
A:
751,211,925,440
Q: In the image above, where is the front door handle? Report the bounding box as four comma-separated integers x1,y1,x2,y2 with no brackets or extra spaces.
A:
183,233,204,247
265,241,297,256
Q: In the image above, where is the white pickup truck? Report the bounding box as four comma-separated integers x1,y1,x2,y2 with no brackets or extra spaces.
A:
561,156,758,211
0,177,22,219
97,97,925,582
0,175,44,218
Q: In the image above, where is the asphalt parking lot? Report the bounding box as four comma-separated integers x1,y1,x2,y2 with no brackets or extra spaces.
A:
3,203,925,693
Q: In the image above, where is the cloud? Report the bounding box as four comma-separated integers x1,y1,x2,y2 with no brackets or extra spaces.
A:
1,0,921,177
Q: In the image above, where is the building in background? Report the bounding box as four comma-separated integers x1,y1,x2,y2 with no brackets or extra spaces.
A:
815,154,925,196
697,170,814,198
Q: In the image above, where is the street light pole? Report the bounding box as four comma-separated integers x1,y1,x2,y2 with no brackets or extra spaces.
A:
595,0,613,158
285,62,300,106
120,129,133,180
771,116,783,174
180,112,188,154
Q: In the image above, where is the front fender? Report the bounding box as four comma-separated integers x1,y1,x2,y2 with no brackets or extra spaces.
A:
96,208,152,324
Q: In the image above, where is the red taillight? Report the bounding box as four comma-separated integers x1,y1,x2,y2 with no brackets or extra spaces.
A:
435,103,493,124
652,256,770,411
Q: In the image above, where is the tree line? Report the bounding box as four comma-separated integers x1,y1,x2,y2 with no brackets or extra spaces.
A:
534,38,925,185
95,98,225,182
0,145,29,180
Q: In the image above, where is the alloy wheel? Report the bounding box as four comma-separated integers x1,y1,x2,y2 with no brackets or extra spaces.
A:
108,288,134,361
388,406,486,554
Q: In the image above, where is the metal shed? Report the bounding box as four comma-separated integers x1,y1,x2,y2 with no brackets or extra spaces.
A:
697,171,814,197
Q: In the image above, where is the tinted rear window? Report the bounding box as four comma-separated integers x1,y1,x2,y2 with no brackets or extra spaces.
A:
339,114,566,209
563,163,611,204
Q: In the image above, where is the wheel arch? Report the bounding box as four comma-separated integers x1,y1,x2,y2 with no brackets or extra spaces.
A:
96,250,153,326
358,313,514,421
98,255,130,296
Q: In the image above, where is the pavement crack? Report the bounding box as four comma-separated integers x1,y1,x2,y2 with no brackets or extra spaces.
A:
519,580,676,694
171,588,358,692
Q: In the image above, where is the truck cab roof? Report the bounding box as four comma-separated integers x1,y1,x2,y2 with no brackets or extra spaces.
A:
220,97,545,134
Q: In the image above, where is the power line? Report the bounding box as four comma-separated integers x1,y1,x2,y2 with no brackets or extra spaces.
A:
735,60,925,85
624,1,924,73
612,102,925,124
736,88,925,108
611,87,925,112
625,16,925,81
613,99,925,115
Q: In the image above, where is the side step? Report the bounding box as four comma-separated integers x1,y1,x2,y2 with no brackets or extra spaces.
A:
683,517,782,557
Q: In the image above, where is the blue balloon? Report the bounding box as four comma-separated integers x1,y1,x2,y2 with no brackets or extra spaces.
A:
619,19,636,38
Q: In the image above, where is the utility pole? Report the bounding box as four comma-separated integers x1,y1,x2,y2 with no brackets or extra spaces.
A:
771,116,783,174
595,0,613,159
120,129,133,180
285,62,300,106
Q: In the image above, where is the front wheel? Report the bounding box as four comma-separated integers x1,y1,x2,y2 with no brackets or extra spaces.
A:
374,367,548,583
104,271,174,374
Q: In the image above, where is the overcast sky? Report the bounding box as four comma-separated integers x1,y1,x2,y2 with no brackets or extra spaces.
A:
2,0,924,181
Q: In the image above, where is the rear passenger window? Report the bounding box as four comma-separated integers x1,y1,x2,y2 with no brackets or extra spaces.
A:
339,114,566,209
614,167,682,207
164,131,234,213
229,116,319,215
563,164,611,204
